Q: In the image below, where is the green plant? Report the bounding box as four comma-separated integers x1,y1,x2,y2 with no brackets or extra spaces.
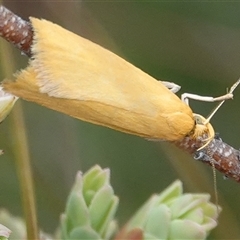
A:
0,165,220,240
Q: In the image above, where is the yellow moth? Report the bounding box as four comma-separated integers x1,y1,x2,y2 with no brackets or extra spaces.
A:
3,17,231,143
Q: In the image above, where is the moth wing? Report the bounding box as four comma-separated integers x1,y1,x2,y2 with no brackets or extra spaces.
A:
3,18,194,141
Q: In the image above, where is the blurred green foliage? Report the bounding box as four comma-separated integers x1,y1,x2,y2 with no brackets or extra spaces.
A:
1,1,240,239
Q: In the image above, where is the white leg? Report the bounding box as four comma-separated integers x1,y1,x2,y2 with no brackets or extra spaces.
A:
181,79,240,105
181,93,234,105
161,81,181,93
183,79,240,126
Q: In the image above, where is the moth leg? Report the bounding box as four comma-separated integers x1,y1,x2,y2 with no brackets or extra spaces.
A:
181,92,234,105
161,81,181,93
181,79,240,105
191,80,240,150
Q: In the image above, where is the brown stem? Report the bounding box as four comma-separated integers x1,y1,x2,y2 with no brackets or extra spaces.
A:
175,134,240,182
0,5,33,56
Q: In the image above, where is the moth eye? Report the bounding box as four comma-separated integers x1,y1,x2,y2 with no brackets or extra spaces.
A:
194,115,203,125
194,151,205,160
214,132,222,141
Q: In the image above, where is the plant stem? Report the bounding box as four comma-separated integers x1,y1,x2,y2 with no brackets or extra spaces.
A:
10,104,39,240
0,3,39,238
0,5,32,56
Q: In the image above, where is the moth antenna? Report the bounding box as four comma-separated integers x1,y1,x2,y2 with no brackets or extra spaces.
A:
206,147,220,216
0,5,33,56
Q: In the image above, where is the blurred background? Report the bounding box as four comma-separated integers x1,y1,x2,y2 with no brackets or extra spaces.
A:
1,1,240,239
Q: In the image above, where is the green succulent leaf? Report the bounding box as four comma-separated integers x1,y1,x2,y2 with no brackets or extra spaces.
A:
181,207,203,223
145,205,171,239
144,232,160,240
69,226,100,240
65,190,90,228
83,166,110,206
156,180,182,204
0,224,11,240
60,165,118,240
61,167,219,240
122,179,219,240
127,195,160,229
89,186,114,231
201,216,218,232
0,88,18,123
169,219,206,240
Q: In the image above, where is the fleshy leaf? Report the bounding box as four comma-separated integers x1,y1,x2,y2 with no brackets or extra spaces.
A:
83,166,110,206
169,219,206,239
122,180,219,240
0,224,11,240
65,192,89,228
89,186,116,233
69,226,100,240
0,87,18,123
60,166,118,240
156,180,182,204
145,205,170,239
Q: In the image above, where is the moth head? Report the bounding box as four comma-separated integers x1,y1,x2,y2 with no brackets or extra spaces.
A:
193,113,215,150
